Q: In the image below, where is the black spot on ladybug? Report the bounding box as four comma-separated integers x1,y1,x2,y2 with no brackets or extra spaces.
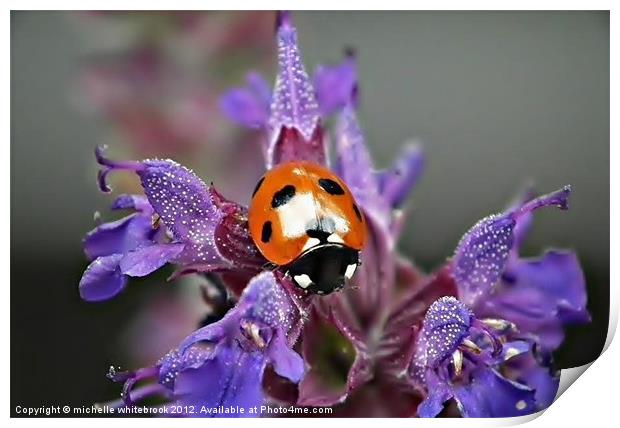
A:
352,203,362,222
261,221,273,243
252,176,265,197
271,185,296,208
318,178,345,195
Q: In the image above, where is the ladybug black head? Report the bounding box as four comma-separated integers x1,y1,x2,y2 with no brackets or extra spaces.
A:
285,244,360,295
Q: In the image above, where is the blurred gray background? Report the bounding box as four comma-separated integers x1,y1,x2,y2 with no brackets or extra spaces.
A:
11,11,608,410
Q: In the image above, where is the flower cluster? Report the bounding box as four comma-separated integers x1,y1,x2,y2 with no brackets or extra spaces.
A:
79,12,589,417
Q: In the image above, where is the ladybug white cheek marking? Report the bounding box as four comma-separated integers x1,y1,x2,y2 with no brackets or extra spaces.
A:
327,234,344,244
344,263,357,280
293,274,313,289
302,237,321,251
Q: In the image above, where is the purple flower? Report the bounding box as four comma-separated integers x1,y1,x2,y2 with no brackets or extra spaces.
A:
79,194,184,301
410,296,558,417
220,17,357,125
80,11,590,418
452,186,590,352
108,272,305,417
90,146,267,297
220,12,359,169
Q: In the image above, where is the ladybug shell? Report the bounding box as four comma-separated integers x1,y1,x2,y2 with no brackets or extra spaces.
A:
248,161,366,267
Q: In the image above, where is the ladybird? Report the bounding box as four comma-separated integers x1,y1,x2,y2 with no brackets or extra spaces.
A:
248,161,367,295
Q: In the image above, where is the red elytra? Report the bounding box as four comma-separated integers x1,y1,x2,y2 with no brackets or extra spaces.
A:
248,161,366,267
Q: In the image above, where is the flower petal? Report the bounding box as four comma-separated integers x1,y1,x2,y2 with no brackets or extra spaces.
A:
96,147,266,273
138,160,265,272
479,250,589,351
501,341,559,409
111,194,153,213
453,186,571,307
382,265,456,380
178,315,236,354
416,370,455,418
519,365,559,410
174,342,266,417
167,272,303,416
267,328,304,383
83,214,154,261
138,160,223,246
158,345,213,390
219,72,271,129
421,296,473,367
79,254,127,302
267,12,324,168
246,71,272,108
179,271,299,353
376,143,425,209
453,369,537,417
313,52,358,116
243,271,300,334
334,105,384,219
119,242,185,277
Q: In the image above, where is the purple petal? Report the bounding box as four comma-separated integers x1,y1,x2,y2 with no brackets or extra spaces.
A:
479,251,589,351
453,215,515,307
376,143,425,209
135,160,236,269
313,52,358,116
382,264,456,380
79,254,127,302
179,272,298,353
138,160,222,244
453,369,537,417
519,365,559,410
416,370,455,418
267,328,304,382
83,214,154,261
246,71,272,107
268,13,320,140
111,194,153,213
168,272,302,415
421,297,473,367
96,148,265,272
178,315,236,354
174,342,266,417
137,162,264,271
501,341,559,409
453,186,572,307
243,271,299,332
334,105,384,218
219,72,271,129
119,242,185,277
267,13,324,168
158,345,213,390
